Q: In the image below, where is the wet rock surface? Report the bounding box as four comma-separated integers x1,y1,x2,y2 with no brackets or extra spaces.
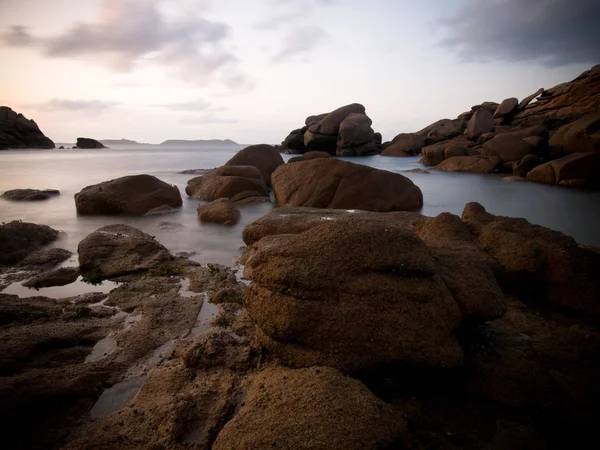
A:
0,221,60,266
1,188,60,201
197,198,241,225
185,165,269,202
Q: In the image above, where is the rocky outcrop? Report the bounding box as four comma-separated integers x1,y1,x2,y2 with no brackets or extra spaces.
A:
0,221,59,265
287,150,331,163
513,154,542,178
417,118,466,145
271,158,423,212
481,134,535,163
186,165,269,202
281,104,382,156
493,97,519,119
197,198,240,225
381,133,426,157
75,174,182,215
1,189,60,201
466,108,495,140
549,112,600,154
78,224,174,280
0,106,55,150
75,137,105,149
213,366,407,449
420,136,476,166
436,156,500,173
526,152,600,188
225,144,284,187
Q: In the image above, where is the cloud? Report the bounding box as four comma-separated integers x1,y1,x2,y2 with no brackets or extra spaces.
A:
153,98,228,112
2,0,252,89
180,113,236,125
30,99,120,113
273,26,329,63
441,0,600,66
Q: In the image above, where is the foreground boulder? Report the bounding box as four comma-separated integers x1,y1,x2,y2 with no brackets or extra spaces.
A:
243,221,464,370
225,144,284,187
197,198,240,225
0,106,55,150
549,112,600,154
213,366,407,450
1,189,60,201
526,152,600,188
78,224,173,279
186,165,269,202
0,221,59,265
75,137,105,149
271,158,423,211
75,174,182,215
462,202,599,315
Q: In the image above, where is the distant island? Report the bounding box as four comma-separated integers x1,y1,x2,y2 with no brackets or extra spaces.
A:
159,139,238,146
100,139,149,146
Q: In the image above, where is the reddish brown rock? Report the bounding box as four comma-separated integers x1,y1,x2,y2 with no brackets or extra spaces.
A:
226,144,284,187
466,108,495,140
420,136,475,166
197,198,240,225
549,113,600,154
482,134,535,162
494,98,519,118
185,165,269,202
287,151,331,163
271,158,423,212
526,152,600,188
381,133,425,156
513,154,543,178
436,156,500,173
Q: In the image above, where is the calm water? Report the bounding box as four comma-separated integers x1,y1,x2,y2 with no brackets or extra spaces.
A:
1,145,600,271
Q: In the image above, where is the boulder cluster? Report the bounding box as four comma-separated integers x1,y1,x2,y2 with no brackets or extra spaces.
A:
0,106,55,150
281,103,383,156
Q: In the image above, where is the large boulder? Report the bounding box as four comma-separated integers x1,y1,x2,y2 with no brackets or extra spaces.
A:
0,106,55,150
75,175,182,215
243,221,464,371
517,88,544,111
513,154,542,177
1,189,59,201
462,202,599,315
481,134,535,162
466,108,495,140
420,136,475,166
78,224,174,279
271,158,423,212
418,118,466,145
281,128,306,153
197,198,240,225
493,98,519,118
526,152,600,188
225,144,284,187
381,133,426,157
185,165,269,202
23,267,80,289
213,366,407,450
549,113,600,153
287,151,331,163
472,101,500,115
337,113,374,147
0,221,59,265
436,156,500,173
303,129,338,153
309,103,365,136
75,137,105,149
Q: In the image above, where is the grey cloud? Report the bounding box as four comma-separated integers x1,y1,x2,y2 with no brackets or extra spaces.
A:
273,26,329,63
441,0,600,66
2,0,252,89
31,99,120,113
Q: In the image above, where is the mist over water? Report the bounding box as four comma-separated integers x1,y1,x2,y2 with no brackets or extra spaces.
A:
1,145,599,269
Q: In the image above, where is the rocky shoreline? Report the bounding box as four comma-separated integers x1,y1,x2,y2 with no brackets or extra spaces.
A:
1,145,599,448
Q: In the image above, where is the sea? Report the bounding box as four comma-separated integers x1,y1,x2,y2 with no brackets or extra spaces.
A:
1,144,600,271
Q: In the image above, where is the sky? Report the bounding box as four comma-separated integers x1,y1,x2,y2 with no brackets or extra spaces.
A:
0,0,598,144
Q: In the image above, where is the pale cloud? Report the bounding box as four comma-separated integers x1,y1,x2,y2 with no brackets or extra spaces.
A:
441,0,600,66
273,26,329,63
153,98,229,112
30,98,120,113
180,113,237,125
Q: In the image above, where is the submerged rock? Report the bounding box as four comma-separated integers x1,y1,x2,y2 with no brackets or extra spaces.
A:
78,224,174,280
1,189,60,201
197,198,240,225
0,221,59,265
75,174,182,215
213,366,407,450
185,165,269,202
272,158,423,212
17,247,72,269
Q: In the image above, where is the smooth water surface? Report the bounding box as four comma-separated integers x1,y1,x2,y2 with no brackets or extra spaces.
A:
1,146,599,271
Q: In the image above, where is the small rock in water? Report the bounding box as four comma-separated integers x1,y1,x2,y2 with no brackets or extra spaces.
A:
1,189,60,201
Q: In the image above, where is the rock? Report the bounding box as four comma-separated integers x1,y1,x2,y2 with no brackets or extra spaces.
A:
271,158,423,212
482,134,535,162
526,152,600,188
503,176,527,182
144,205,178,216
549,113,600,153
225,144,284,187
336,137,381,157
462,202,599,315
78,224,174,279
309,103,366,136
436,156,500,173
513,154,543,178
179,168,211,175
287,151,331,163
75,174,182,215
381,133,426,157
420,136,475,166
59,146,64,149
472,101,500,115
197,198,240,225
75,137,105,149
305,112,329,126
477,132,496,145
303,129,338,153
518,88,544,110
23,267,80,289
513,66,600,129
522,136,549,156
281,128,306,153
185,165,269,202
494,98,519,118
213,366,407,450
1,189,60,201
18,247,72,268
0,106,55,150
243,221,464,370
0,221,59,265
419,118,466,145
404,168,431,174
337,113,375,149
466,108,495,140
444,146,467,159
